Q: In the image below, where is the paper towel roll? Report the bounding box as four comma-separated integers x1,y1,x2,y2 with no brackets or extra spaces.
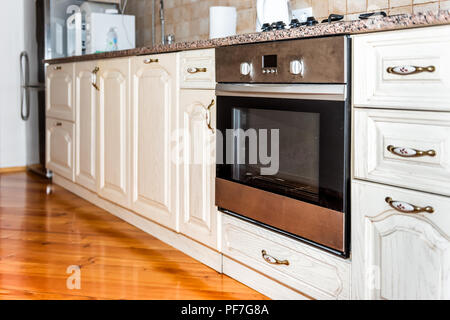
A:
209,6,237,39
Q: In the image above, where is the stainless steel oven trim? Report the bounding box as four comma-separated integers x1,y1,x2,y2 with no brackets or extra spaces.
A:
215,83,347,101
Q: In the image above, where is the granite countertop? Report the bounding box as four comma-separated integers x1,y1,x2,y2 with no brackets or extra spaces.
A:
45,10,450,64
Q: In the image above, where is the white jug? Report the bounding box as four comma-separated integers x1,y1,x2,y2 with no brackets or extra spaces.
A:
256,0,291,31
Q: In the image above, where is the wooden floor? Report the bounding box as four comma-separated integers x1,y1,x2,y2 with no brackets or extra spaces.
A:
0,172,267,300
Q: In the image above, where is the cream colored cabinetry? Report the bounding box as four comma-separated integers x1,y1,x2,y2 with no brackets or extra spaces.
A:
75,61,98,192
352,25,450,300
130,53,179,231
97,58,130,208
46,118,75,181
46,63,75,121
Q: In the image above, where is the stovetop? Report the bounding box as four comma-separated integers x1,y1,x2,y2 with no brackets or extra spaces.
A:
261,11,388,32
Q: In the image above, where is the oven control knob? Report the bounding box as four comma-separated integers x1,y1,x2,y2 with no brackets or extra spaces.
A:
290,59,304,76
240,62,252,76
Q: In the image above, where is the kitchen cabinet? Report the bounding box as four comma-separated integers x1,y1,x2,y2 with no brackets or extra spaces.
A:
97,58,130,208
46,63,75,121
352,181,450,300
74,61,98,192
46,118,75,181
179,89,218,248
130,53,179,230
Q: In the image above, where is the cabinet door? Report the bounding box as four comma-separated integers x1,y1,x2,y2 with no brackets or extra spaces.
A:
75,61,98,192
97,58,130,207
179,89,218,248
46,63,75,121
131,54,179,230
352,180,450,300
46,118,75,181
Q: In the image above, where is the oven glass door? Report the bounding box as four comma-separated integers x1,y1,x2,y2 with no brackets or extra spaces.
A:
217,95,349,212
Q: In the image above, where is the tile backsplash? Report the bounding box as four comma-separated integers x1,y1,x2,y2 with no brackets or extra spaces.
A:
126,0,449,46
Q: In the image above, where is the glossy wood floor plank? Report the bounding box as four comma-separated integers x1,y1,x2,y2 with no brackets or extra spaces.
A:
0,172,268,300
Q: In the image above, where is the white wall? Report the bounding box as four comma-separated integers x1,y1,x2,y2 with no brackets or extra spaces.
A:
0,0,34,168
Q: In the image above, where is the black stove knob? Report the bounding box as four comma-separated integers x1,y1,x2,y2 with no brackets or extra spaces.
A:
289,18,300,28
305,16,318,26
261,23,272,32
275,21,286,30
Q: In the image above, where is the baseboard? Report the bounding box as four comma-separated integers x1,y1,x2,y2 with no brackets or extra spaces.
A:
52,174,223,273
222,256,310,300
0,166,26,174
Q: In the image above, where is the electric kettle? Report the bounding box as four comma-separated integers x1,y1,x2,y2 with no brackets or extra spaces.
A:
256,0,291,31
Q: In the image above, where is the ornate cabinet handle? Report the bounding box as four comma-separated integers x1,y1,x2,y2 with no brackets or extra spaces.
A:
53,66,62,70
91,66,100,91
204,99,215,134
55,122,62,127
144,58,159,64
261,250,289,266
385,197,434,214
386,65,435,76
187,67,207,74
387,145,436,158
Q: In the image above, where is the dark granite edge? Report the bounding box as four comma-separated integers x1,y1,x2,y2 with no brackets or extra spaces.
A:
45,10,450,64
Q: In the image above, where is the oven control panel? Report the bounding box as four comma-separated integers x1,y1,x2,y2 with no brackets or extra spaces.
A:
262,55,278,74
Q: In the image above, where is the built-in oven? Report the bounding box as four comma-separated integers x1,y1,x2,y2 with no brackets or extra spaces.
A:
215,36,351,257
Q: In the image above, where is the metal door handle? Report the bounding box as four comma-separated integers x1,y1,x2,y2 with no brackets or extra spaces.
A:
144,58,159,64
387,145,436,158
92,67,99,91
385,197,434,214
261,250,289,266
387,65,435,76
187,67,207,74
55,122,62,127
204,99,215,134
53,66,62,70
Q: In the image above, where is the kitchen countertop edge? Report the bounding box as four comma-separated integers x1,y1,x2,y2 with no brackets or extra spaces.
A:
44,10,450,64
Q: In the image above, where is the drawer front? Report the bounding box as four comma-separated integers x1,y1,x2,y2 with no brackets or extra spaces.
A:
46,118,75,181
222,214,351,300
354,109,450,196
46,63,75,121
353,26,450,111
180,49,215,89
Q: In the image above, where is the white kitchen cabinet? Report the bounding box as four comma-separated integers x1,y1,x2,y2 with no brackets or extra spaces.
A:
130,53,179,230
75,61,98,192
97,58,130,208
179,89,218,248
46,118,75,181
46,63,75,121
352,180,450,300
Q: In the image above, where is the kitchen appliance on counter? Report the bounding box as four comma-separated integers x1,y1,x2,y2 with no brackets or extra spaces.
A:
215,36,351,257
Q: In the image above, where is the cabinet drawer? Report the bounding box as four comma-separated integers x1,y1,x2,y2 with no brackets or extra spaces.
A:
46,63,75,121
180,49,215,89
354,109,450,196
46,118,75,181
222,214,351,300
353,26,450,111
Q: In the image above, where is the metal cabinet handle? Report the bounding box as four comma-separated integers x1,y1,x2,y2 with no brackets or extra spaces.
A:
387,145,436,158
55,122,62,127
91,66,100,91
386,65,435,76
203,99,215,134
53,66,62,70
261,250,289,266
385,197,434,214
144,58,159,64
187,67,207,74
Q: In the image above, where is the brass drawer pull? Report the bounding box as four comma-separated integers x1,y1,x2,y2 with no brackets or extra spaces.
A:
387,145,436,158
144,58,159,64
53,66,62,70
261,250,289,266
55,122,62,127
385,197,434,214
91,67,100,91
387,65,435,76
187,67,207,74
204,99,215,134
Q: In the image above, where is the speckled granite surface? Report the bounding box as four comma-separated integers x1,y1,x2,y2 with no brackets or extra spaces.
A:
45,10,450,64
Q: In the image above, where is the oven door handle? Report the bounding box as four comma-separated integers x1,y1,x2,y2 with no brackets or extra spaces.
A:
215,83,347,101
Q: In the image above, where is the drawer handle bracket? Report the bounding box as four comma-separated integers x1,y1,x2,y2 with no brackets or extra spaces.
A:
385,197,434,214
187,67,207,74
387,145,436,158
144,58,159,64
203,99,215,134
261,250,289,266
386,65,435,76
91,67,100,91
